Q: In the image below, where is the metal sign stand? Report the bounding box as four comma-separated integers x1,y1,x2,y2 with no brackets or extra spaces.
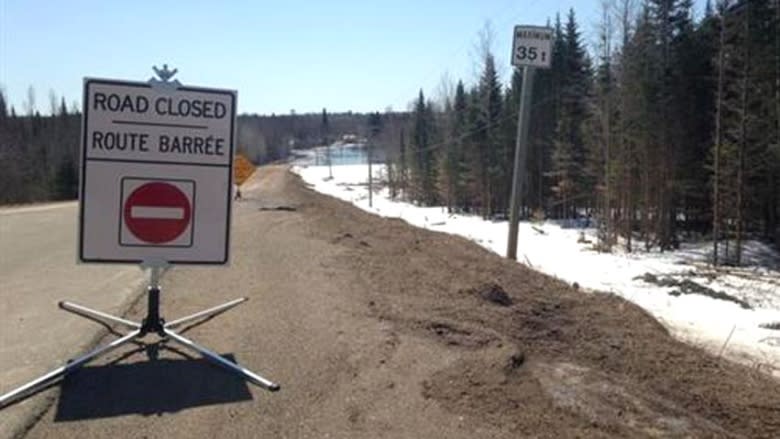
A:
0,259,279,409
0,68,278,410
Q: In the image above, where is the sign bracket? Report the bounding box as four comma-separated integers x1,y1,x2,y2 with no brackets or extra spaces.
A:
148,63,182,92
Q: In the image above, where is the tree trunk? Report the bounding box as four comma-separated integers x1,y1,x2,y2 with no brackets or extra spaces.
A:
626,172,633,253
713,12,726,266
736,4,751,266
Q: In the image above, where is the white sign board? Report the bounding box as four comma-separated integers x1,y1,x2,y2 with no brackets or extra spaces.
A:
79,78,236,264
511,25,553,69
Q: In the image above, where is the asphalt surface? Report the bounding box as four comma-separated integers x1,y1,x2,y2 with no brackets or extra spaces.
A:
0,202,147,438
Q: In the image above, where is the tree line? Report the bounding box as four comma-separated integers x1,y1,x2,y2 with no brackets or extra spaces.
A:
0,89,80,204
380,0,779,263
0,87,391,204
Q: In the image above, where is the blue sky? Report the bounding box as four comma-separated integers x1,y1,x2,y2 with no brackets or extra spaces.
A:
1,0,705,115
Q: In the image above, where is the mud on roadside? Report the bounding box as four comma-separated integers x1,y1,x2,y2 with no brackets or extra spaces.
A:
294,168,780,438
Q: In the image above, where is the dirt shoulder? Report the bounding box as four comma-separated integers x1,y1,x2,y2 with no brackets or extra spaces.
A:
22,165,780,438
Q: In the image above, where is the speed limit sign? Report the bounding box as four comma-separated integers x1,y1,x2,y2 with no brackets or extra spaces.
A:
511,25,553,69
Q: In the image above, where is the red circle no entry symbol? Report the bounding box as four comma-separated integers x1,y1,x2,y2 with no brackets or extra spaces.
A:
124,182,192,244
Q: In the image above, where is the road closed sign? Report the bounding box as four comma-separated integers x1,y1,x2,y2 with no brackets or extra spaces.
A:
79,78,236,264
511,25,553,69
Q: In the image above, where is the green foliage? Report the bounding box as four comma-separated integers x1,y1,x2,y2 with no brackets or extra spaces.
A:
393,1,778,256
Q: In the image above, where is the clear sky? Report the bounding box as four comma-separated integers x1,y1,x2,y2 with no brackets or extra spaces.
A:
1,0,705,115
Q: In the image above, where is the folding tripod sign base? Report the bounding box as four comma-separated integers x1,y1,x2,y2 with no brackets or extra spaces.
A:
0,264,279,409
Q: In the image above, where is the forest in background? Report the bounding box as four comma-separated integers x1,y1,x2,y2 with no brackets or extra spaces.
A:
0,91,383,204
0,92,81,204
1,0,778,265
374,0,779,265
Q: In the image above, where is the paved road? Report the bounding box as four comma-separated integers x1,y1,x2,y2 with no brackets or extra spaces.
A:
0,202,147,438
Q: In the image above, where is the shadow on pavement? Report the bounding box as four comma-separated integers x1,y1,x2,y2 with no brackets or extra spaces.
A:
54,348,253,421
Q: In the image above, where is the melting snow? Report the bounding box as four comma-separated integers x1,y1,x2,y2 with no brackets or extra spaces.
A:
291,149,780,378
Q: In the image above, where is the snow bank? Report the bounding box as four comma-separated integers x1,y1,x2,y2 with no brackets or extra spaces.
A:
291,158,780,378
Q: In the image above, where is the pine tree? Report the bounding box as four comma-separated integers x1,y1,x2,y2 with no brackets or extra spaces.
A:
0,90,7,126
712,0,779,264
409,91,437,204
621,6,657,248
712,0,728,265
526,15,567,215
54,155,78,200
438,81,469,212
476,51,504,217
551,9,592,220
671,0,713,236
463,86,483,212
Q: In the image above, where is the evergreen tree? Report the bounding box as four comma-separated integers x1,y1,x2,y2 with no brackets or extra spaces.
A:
53,155,78,200
621,5,658,248
463,86,483,212
551,9,592,219
409,90,437,204
477,52,504,217
452,81,469,208
0,90,7,126
711,0,779,264
526,16,566,214
438,81,468,212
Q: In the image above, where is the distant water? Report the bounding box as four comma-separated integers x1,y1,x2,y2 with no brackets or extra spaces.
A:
295,143,385,166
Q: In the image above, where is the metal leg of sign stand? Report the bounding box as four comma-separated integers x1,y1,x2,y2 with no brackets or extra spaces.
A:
0,266,279,410
0,330,142,409
164,329,279,390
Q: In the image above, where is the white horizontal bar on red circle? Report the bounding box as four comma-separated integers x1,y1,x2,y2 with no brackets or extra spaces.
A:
130,206,185,220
